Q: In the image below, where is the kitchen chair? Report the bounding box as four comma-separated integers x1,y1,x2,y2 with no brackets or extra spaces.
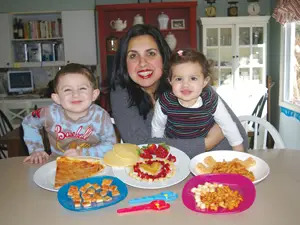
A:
0,110,13,159
251,92,267,118
111,117,123,143
238,115,285,150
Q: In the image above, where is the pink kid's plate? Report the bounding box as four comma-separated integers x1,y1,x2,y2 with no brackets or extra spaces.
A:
182,174,256,214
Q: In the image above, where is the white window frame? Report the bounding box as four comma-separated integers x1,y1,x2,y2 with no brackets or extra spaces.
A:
279,22,300,113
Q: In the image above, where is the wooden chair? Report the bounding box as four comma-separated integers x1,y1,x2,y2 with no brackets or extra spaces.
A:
238,115,285,150
0,110,13,159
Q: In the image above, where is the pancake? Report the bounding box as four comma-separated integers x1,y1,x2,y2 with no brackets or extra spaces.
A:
113,143,139,157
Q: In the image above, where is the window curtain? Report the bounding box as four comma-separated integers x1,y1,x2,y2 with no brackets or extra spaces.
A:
272,0,300,25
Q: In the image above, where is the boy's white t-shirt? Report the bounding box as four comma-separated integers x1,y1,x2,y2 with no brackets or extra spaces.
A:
151,96,243,147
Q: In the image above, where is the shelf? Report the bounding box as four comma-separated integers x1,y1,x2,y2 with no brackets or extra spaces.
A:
0,10,97,68
13,61,65,68
110,28,189,35
106,51,117,55
12,37,63,41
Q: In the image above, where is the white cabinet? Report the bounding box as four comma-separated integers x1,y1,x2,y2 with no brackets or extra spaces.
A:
199,16,270,116
62,10,97,65
0,10,97,68
0,14,13,68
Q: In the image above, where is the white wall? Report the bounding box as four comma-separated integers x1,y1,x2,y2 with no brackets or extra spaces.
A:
279,112,300,149
0,0,95,12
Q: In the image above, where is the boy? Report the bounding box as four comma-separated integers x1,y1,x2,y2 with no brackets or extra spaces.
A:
23,63,116,164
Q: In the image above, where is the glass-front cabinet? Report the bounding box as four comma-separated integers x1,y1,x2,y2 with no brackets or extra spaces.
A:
199,16,270,116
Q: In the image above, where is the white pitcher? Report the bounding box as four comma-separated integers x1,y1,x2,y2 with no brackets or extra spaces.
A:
110,18,127,32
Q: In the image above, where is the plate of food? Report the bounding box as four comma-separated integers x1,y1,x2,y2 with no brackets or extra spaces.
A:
33,156,110,192
57,176,128,212
189,150,270,184
112,144,191,189
182,174,256,214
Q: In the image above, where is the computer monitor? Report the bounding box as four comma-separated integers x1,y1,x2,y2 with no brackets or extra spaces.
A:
7,70,34,94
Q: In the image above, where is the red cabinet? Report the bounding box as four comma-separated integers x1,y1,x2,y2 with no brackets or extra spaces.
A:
96,2,197,111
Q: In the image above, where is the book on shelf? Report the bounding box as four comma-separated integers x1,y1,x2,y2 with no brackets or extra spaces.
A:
41,43,55,61
14,42,27,62
20,18,62,40
27,43,41,62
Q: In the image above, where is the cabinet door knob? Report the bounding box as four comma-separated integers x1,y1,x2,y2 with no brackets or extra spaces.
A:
6,62,10,66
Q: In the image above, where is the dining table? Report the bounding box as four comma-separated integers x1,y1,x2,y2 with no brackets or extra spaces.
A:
0,149,299,225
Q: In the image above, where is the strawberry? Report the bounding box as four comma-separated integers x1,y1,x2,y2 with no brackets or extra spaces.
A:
155,144,169,158
139,149,153,159
146,144,157,154
139,146,151,155
167,154,176,162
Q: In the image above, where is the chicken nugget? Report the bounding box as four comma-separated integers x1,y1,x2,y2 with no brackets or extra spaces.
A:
241,157,256,169
196,162,212,174
204,156,217,167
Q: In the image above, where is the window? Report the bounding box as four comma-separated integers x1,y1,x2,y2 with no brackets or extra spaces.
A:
280,21,300,112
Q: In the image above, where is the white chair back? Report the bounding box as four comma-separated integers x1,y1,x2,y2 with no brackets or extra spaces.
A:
238,115,285,149
110,117,123,143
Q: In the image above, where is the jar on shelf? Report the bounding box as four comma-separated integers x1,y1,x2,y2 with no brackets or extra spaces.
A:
106,35,119,52
157,12,169,30
165,32,177,51
133,14,144,25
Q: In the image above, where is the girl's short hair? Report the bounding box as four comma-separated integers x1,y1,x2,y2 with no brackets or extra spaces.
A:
168,49,214,80
53,63,96,92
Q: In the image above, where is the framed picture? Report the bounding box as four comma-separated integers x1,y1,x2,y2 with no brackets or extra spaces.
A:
171,19,185,29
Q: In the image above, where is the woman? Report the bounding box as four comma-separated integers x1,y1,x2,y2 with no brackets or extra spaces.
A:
110,24,248,158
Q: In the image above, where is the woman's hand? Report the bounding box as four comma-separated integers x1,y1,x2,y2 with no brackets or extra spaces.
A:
23,151,49,164
205,123,225,151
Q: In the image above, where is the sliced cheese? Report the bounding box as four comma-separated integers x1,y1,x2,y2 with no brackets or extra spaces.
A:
103,150,138,167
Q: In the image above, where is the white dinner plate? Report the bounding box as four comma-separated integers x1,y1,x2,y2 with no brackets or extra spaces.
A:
33,157,111,192
112,145,191,189
189,150,270,184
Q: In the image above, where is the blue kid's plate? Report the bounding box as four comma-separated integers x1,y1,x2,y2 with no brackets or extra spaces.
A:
57,176,128,212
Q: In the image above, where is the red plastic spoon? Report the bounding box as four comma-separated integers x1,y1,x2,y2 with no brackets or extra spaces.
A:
117,200,170,214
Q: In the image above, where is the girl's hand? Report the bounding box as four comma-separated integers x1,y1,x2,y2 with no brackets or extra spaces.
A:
232,144,244,152
205,123,225,151
64,148,81,157
23,151,49,164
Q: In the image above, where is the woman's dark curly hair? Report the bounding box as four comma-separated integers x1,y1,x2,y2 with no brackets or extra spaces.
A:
110,24,172,119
